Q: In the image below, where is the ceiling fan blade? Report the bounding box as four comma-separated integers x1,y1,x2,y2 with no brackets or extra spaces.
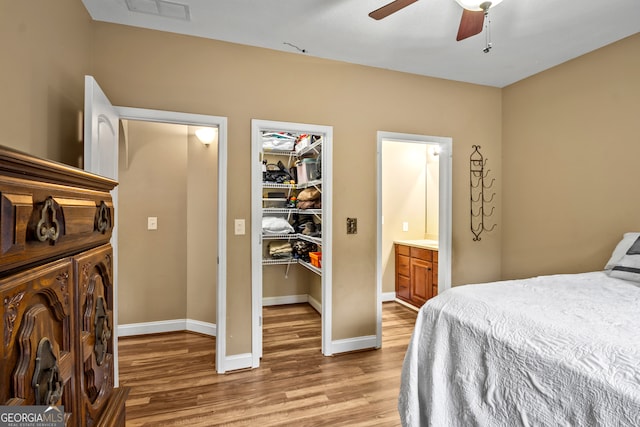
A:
456,9,485,41
368,0,418,20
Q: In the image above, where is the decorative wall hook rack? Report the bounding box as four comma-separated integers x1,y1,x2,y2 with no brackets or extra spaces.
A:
470,145,496,241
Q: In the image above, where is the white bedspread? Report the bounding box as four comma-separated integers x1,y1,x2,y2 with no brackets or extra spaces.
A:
398,272,640,426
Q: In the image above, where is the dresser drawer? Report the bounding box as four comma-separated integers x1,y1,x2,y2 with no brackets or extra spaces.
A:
0,180,114,275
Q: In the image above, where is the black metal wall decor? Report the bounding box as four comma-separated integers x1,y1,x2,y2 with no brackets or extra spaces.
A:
470,145,496,241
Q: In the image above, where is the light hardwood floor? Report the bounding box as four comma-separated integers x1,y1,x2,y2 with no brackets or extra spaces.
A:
118,302,418,426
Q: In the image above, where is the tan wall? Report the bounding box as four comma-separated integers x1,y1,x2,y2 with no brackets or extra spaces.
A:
118,121,188,324
2,1,502,357
186,130,218,324
118,122,218,325
381,141,428,293
91,23,502,354
0,0,92,165
501,33,640,280
5,1,636,359
263,266,310,299
381,141,441,293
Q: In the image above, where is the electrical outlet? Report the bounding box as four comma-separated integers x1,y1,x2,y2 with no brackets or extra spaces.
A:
347,217,357,234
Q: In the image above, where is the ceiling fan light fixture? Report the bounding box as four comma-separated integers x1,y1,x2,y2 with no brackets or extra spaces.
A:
454,0,503,11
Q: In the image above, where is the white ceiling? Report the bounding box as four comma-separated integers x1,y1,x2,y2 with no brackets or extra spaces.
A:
81,0,640,87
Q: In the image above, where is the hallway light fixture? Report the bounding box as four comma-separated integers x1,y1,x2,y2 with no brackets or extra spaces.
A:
195,127,217,146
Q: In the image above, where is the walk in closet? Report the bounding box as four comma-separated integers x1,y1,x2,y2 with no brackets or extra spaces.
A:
251,120,333,362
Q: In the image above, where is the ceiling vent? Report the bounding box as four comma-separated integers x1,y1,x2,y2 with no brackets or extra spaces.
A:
125,0,190,21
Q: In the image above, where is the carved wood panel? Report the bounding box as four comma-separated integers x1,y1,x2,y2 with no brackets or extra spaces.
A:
74,245,114,427
0,146,126,427
0,186,114,275
0,259,76,426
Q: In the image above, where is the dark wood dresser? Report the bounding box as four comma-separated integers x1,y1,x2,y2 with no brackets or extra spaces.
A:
0,147,128,426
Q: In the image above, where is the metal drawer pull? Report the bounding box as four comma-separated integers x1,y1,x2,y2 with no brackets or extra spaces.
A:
35,198,60,243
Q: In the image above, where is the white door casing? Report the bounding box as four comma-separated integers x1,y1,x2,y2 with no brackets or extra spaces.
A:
84,76,229,374
251,119,333,367
375,131,452,348
115,107,228,373
83,75,121,384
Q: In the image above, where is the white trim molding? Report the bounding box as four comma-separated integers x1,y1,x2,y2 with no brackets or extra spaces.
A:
381,292,396,302
263,295,322,315
118,319,217,337
251,119,334,367
376,131,453,350
307,295,322,314
394,299,420,312
115,106,228,374
224,353,253,372
331,335,378,354
262,295,309,306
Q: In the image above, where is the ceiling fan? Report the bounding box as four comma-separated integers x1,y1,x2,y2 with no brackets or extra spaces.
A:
368,0,503,42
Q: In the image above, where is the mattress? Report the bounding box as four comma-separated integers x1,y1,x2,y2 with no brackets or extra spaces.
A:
398,272,640,426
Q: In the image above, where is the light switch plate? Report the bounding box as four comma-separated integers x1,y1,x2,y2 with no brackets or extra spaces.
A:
234,219,246,235
147,217,158,230
402,221,409,232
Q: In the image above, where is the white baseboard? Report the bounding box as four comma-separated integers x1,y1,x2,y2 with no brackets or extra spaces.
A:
262,294,322,315
118,319,217,337
307,295,322,314
224,353,253,372
331,335,378,354
394,298,420,312
262,294,308,306
186,319,217,336
381,292,396,302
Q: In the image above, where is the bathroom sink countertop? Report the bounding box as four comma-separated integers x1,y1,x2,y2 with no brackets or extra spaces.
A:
394,239,439,251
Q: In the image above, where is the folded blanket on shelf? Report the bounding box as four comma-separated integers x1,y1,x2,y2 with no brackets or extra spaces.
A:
269,241,292,258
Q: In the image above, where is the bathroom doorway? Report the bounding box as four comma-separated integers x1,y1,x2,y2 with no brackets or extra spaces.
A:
375,132,452,346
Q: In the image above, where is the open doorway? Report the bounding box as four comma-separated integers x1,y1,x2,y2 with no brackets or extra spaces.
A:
116,120,218,340
113,107,228,373
381,139,439,303
84,90,229,379
375,132,452,346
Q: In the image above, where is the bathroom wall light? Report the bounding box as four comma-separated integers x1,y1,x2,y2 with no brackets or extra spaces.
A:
195,127,216,146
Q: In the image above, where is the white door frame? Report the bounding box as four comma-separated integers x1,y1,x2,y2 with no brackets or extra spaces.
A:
84,76,121,383
115,107,229,374
251,119,333,366
376,131,452,347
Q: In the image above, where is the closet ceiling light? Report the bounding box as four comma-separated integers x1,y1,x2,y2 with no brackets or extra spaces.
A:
195,127,217,145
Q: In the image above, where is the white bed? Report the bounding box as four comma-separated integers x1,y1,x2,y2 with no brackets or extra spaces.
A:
398,271,640,426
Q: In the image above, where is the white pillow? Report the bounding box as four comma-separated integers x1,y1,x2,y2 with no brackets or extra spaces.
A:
605,232,640,283
604,232,640,270
262,216,294,234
